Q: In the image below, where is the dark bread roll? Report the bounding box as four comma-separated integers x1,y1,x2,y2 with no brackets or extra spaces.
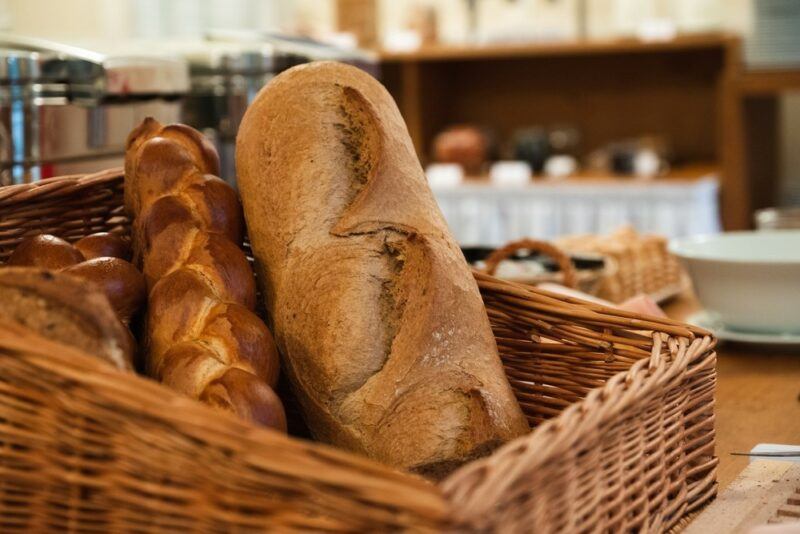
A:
8,234,85,269
6,234,146,363
63,257,146,324
75,232,131,261
8,234,145,327
432,124,489,175
236,61,528,476
0,268,133,370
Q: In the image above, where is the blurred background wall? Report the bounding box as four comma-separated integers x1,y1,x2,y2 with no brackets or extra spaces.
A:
0,0,797,205
0,0,756,48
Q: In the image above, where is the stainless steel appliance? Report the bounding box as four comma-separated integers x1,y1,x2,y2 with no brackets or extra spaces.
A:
0,35,188,185
179,40,300,183
181,32,377,183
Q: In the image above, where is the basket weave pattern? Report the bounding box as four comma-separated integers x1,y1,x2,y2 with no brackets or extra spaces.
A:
557,228,685,303
0,169,128,261
0,170,718,532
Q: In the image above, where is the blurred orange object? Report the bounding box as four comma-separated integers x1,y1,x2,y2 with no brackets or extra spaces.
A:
432,125,488,175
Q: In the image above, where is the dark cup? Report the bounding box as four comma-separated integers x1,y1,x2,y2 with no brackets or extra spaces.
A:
512,128,550,174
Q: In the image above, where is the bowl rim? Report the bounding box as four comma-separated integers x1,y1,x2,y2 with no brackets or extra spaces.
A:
669,230,800,266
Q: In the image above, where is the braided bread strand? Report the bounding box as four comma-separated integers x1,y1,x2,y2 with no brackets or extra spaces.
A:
125,118,285,430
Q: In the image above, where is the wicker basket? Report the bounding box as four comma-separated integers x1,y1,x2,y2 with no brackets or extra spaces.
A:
0,170,718,532
480,238,614,297
556,228,687,304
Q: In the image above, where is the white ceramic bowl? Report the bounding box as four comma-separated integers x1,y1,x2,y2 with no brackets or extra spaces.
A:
669,231,800,334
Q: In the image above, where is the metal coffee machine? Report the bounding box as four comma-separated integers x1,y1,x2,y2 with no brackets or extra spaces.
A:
0,35,188,186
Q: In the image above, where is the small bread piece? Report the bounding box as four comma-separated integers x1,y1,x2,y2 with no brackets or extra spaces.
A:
145,268,216,359
8,235,85,269
119,320,138,366
201,368,287,430
146,268,278,387
124,118,220,224
75,232,131,261
63,257,147,324
0,268,133,370
198,303,281,388
157,344,285,430
142,224,255,309
140,177,243,254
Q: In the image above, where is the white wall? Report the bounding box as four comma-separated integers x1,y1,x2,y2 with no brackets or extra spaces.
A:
0,0,756,45
1,0,135,41
376,0,746,42
0,0,291,42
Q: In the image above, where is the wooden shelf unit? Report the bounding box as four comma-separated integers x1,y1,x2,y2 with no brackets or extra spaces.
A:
738,68,800,94
728,67,800,223
378,34,763,230
379,33,734,62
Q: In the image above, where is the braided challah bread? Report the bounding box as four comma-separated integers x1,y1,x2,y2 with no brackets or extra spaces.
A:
125,118,285,431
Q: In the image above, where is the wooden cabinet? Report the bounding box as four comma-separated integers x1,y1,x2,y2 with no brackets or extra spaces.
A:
378,34,769,231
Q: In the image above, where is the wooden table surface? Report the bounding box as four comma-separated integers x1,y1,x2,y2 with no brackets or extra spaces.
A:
664,294,800,489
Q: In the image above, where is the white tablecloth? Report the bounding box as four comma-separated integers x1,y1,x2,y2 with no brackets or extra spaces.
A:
431,177,720,247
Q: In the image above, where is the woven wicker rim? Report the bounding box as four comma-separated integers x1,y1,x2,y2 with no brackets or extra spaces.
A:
444,272,716,509
0,168,123,207
483,238,579,288
0,320,452,530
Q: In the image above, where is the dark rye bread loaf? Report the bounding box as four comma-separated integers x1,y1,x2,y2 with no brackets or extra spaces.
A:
0,268,133,370
236,61,528,477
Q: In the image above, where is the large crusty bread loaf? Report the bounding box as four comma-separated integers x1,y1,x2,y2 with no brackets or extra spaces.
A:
236,61,528,477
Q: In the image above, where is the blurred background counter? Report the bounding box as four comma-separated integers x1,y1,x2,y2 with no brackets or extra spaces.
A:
433,172,719,245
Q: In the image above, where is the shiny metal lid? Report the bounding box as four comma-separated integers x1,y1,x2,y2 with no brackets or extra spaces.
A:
205,29,376,66
0,33,189,97
171,40,291,75
0,45,103,95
